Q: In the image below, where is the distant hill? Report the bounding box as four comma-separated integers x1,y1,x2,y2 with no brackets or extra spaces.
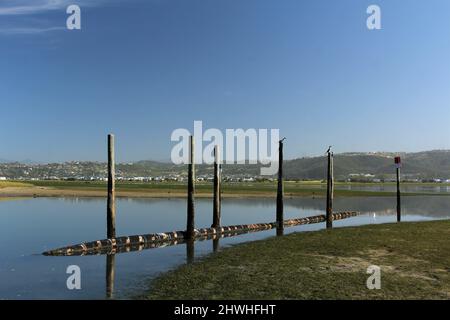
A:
0,150,449,180
283,150,450,180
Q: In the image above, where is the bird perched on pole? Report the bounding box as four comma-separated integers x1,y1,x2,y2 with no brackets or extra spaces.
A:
326,146,332,154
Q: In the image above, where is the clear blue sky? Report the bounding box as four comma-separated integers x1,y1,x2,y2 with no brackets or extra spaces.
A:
1,0,450,163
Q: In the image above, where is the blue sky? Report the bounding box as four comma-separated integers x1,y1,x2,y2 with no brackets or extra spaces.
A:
1,0,450,162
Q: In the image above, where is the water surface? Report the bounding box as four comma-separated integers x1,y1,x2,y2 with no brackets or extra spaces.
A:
0,196,449,299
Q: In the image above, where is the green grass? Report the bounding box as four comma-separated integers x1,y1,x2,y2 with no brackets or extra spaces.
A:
21,180,447,197
0,181,32,189
144,220,450,300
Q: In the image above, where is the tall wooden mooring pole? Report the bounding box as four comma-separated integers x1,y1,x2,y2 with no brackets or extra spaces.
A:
395,156,402,222
107,134,116,239
186,136,195,240
326,149,334,229
276,138,285,235
212,145,221,228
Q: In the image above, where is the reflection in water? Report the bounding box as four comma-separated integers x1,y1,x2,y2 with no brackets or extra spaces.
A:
105,240,201,298
213,238,219,253
205,196,450,219
334,184,450,194
276,226,284,236
282,196,450,218
186,240,195,264
106,254,115,299
105,237,217,298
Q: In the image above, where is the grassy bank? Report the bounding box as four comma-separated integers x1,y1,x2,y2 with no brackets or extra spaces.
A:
0,180,445,198
144,220,450,300
0,181,32,189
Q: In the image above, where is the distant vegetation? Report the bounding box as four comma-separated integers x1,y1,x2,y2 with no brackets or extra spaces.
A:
1,150,450,180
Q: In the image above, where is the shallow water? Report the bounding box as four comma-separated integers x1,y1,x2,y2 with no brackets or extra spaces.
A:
334,184,450,194
0,196,449,299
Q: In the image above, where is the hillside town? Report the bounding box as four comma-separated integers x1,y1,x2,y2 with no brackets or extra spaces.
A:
0,160,449,183
0,161,262,183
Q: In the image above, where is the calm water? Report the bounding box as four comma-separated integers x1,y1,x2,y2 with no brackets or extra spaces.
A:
0,196,449,299
334,184,450,193
294,183,450,194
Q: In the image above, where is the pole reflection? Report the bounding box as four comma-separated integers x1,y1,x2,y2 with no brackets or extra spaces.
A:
186,239,195,264
276,226,284,236
106,254,115,299
212,237,220,253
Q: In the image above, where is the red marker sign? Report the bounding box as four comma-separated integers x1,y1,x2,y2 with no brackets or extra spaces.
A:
395,156,401,168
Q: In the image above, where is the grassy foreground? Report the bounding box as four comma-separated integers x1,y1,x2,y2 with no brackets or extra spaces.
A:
144,220,450,300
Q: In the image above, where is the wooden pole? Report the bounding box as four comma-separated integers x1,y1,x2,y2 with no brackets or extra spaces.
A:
107,134,116,239
106,254,115,299
212,145,221,228
331,153,334,204
396,167,401,222
326,151,334,229
276,139,285,233
186,136,195,240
